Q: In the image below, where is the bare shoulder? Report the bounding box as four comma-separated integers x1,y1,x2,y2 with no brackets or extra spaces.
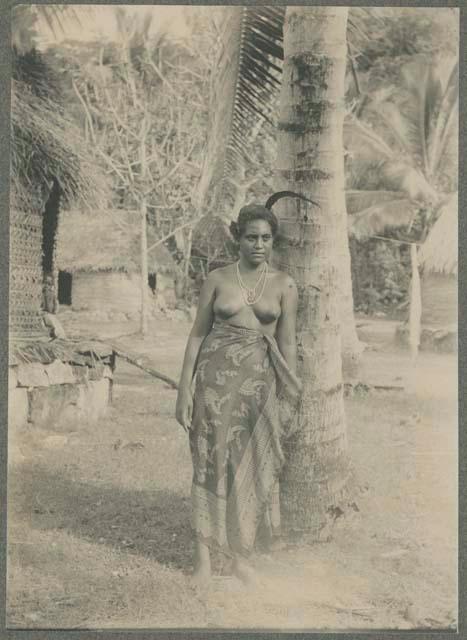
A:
202,264,234,288
270,267,297,293
207,264,234,281
198,267,220,295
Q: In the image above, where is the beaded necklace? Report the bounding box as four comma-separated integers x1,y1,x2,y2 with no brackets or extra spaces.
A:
236,260,268,305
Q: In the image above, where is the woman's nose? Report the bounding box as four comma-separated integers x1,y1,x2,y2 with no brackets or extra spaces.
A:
254,238,264,248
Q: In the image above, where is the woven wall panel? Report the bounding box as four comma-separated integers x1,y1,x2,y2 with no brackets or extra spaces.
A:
9,208,48,339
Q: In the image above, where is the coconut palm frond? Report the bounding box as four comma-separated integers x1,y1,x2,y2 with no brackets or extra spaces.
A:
194,5,284,212
398,60,440,175
370,102,415,158
348,56,458,202
429,59,459,178
436,58,459,122
37,6,69,39
346,155,387,191
347,15,371,45
346,189,408,214
404,60,442,144
382,162,438,203
348,194,416,239
344,118,395,164
359,58,457,183
347,7,388,46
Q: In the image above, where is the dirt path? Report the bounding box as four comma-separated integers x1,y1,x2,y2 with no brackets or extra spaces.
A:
7,316,457,630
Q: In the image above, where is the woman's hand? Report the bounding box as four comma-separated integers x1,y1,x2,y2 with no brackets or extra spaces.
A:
174,271,217,433
175,386,193,432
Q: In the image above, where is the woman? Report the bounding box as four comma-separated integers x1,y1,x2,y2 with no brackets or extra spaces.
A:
176,203,302,585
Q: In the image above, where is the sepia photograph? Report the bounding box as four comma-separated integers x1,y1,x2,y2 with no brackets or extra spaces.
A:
5,3,459,631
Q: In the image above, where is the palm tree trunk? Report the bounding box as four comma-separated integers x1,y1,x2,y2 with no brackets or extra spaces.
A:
275,7,353,537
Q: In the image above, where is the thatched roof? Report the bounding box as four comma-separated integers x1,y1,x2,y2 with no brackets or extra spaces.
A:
10,76,108,211
56,209,178,275
420,193,458,276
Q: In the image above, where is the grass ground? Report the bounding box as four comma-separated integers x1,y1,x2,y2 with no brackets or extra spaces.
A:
6,314,457,630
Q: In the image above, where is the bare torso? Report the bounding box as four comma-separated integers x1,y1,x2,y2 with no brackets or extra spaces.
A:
211,263,286,336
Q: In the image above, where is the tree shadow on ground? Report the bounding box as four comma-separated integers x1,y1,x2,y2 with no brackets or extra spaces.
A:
8,462,193,572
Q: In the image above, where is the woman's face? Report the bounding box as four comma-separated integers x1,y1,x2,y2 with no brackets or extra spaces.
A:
238,219,274,265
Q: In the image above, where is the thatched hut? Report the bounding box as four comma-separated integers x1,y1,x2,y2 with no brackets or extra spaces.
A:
9,51,112,435
10,72,108,342
56,209,178,316
418,193,457,351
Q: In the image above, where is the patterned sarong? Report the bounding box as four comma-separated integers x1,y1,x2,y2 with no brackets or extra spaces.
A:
189,320,301,557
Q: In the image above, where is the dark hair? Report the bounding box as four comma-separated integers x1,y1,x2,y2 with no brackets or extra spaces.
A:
229,204,279,241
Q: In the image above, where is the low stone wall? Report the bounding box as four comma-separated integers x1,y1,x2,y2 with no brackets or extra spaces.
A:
9,342,115,433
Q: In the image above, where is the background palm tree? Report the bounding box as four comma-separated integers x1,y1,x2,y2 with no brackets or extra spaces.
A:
345,56,458,239
344,56,458,353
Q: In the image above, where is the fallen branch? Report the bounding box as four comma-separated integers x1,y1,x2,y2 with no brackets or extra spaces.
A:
65,334,179,389
110,343,179,390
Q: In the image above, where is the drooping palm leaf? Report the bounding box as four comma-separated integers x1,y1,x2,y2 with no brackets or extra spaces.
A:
194,6,392,217
372,102,415,158
346,189,408,214
194,6,284,214
384,163,439,203
344,117,395,164
392,57,457,183
345,114,438,203
349,55,457,205
346,190,416,239
428,58,459,178
398,59,439,176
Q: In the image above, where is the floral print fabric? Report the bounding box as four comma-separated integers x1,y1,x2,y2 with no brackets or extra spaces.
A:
189,320,301,557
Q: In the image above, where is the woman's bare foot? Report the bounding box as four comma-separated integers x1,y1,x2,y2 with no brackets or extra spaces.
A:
232,555,257,587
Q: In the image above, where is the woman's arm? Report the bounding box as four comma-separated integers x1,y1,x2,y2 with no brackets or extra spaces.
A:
178,271,217,388
275,274,299,375
176,270,217,429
